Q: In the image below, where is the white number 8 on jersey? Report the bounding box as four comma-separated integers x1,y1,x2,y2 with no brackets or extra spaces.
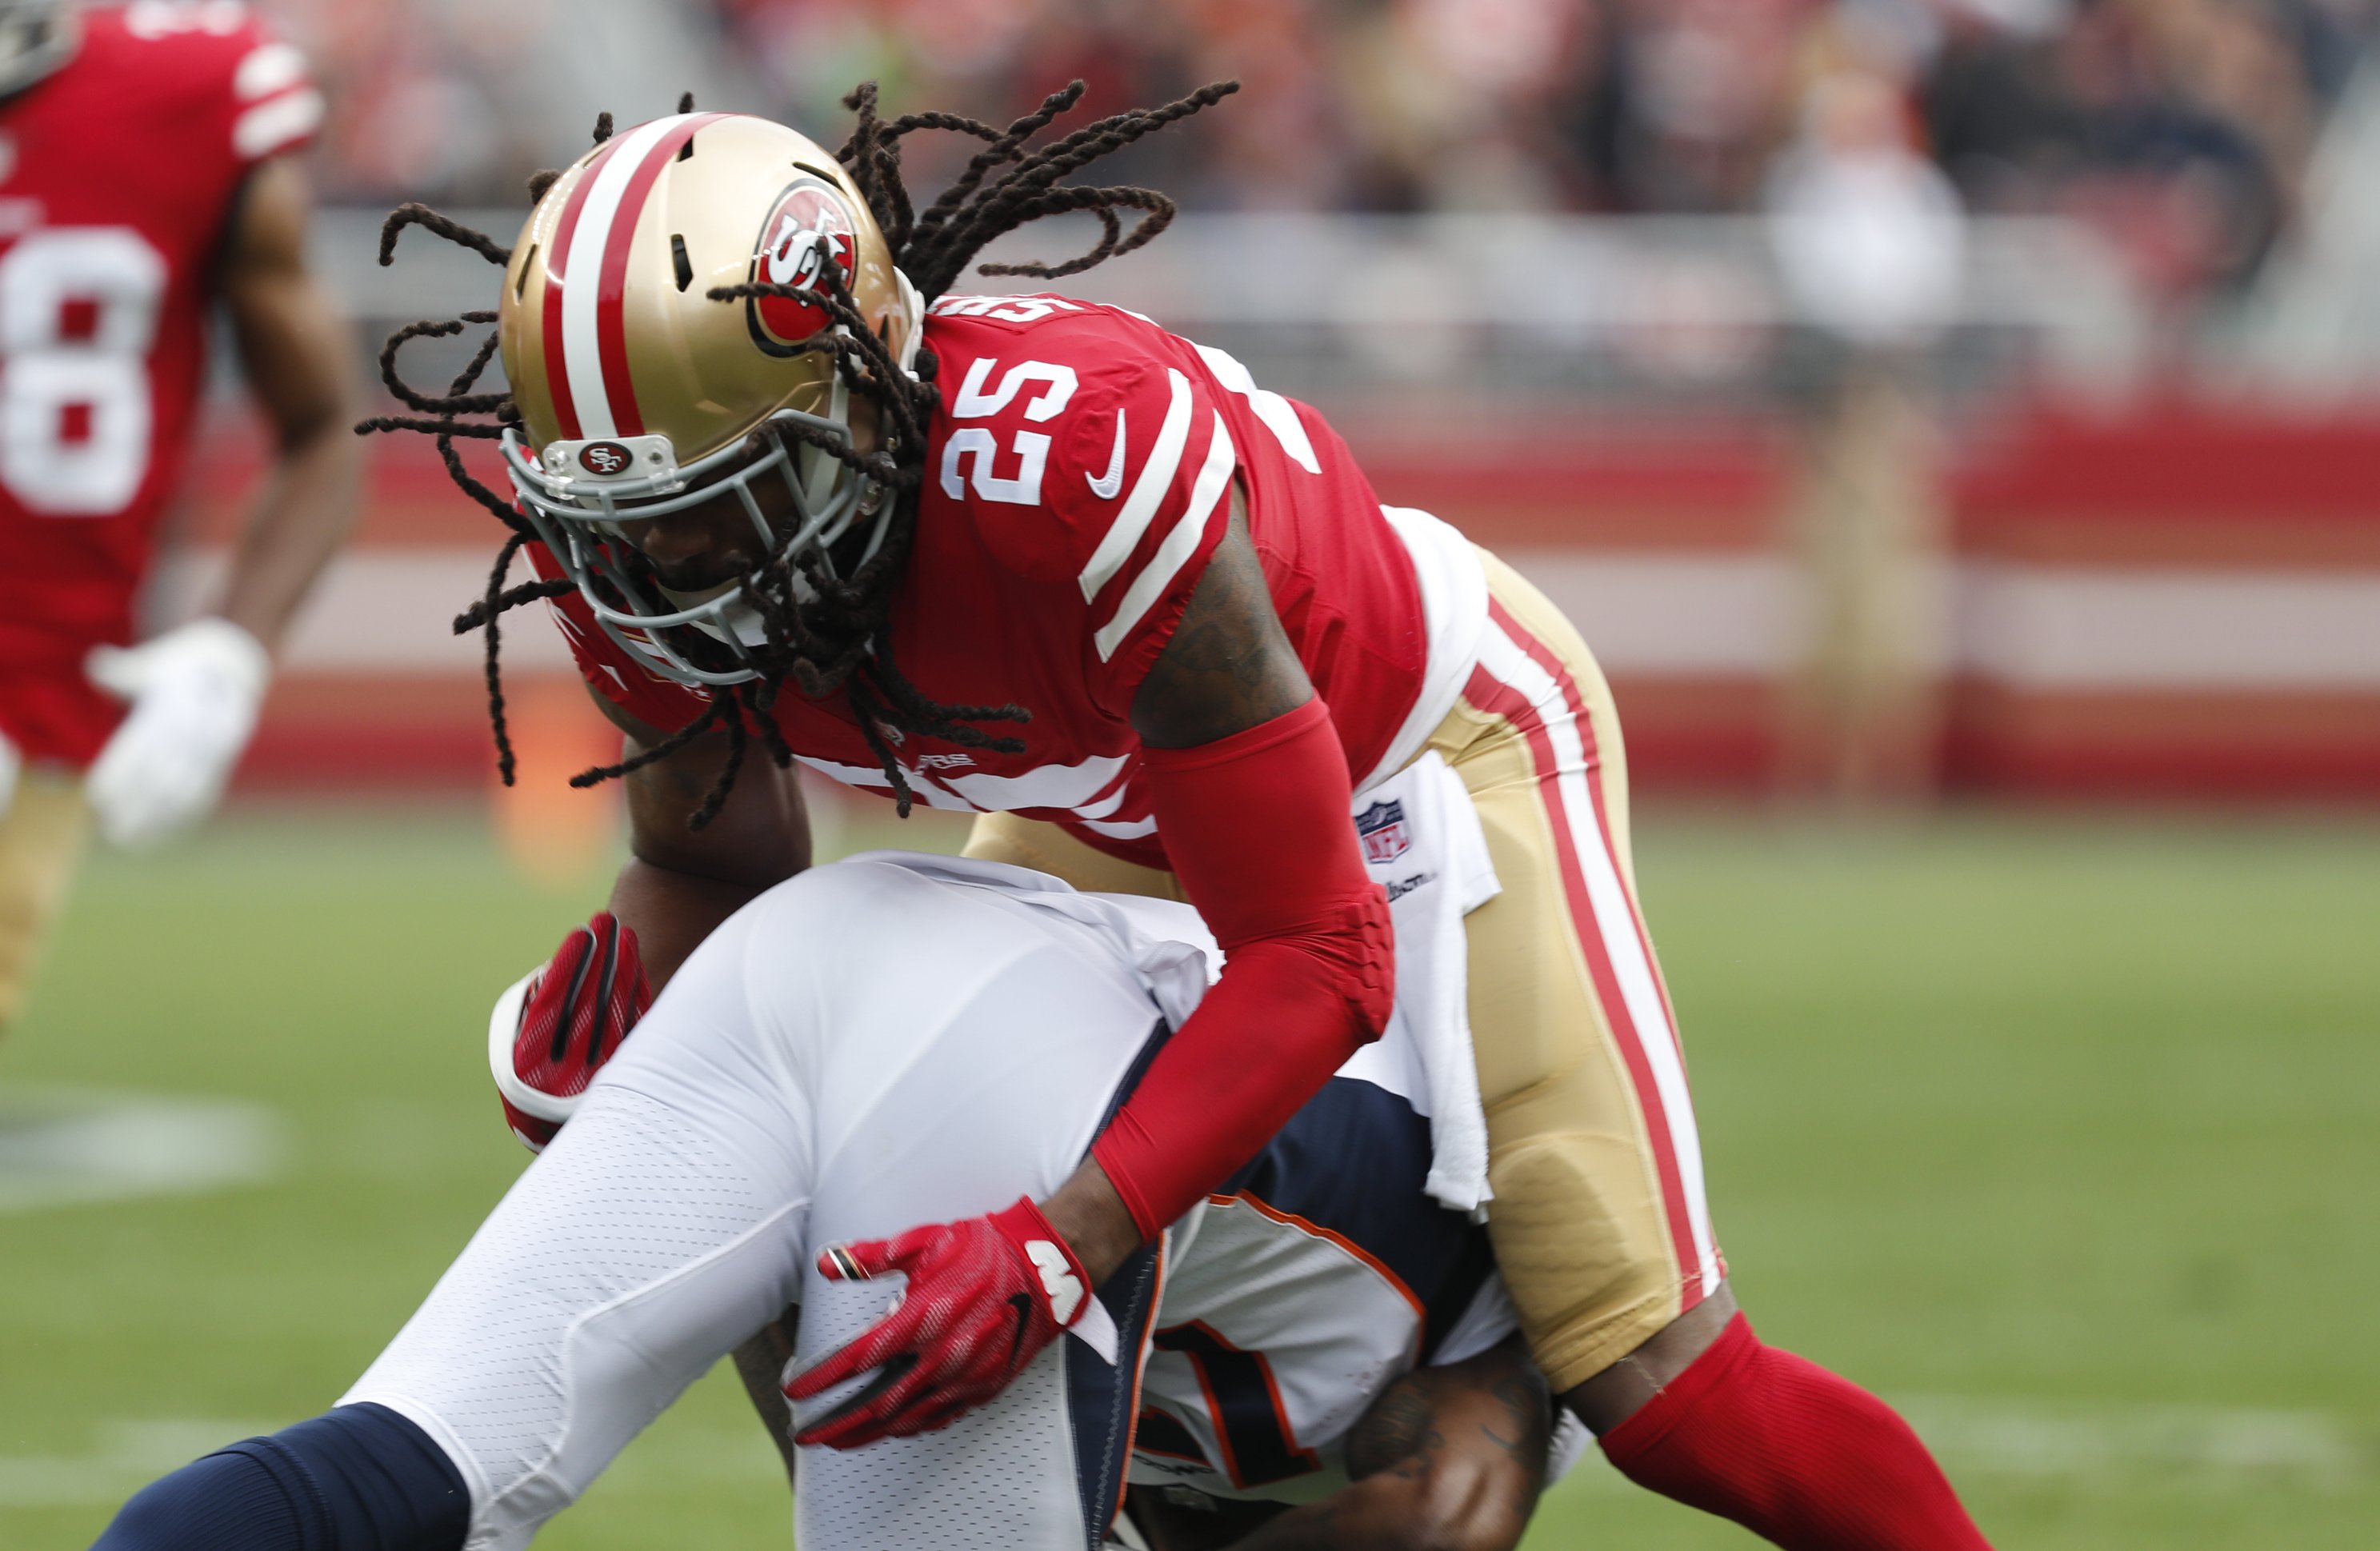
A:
0,227,166,516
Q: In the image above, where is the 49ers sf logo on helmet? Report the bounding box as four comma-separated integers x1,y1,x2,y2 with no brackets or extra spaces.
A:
576,441,634,477
744,176,858,356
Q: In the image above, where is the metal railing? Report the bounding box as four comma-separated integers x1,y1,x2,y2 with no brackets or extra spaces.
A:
316,209,2150,411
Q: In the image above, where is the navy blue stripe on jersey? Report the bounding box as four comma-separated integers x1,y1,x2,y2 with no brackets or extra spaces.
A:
1151,1321,1322,1488
1093,1016,1174,1139
1062,1015,1176,1549
1133,1405,1210,1465
1417,1222,1499,1365
1219,1077,1493,1358
1067,1236,1166,1549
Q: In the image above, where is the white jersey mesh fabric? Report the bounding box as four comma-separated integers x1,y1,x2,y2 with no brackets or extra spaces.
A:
794,1280,1087,1549
342,1082,809,1550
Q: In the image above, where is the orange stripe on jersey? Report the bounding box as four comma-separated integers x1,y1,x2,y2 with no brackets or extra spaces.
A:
1207,1190,1428,1325
1119,1230,1165,1458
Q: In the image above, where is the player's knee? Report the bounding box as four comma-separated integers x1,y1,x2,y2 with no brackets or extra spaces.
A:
93,1447,304,1550
90,1405,470,1551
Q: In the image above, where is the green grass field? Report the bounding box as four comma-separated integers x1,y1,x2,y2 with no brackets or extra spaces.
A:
2,804,2374,1549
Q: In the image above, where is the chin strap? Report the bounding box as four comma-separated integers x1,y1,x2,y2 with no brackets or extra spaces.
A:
893,266,926,376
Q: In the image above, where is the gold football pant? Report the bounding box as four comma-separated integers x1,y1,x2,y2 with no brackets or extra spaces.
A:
0,770,91,1031
965,550,1721,1393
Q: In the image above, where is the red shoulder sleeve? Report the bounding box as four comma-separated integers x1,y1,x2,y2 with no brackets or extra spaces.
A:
221,22,323,166
110,3,322,168
950,317,1237,718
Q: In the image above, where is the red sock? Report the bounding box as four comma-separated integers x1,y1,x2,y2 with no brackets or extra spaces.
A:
1598,1313,1990,1550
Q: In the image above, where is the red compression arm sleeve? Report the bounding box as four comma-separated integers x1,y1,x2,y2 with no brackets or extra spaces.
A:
1091,697,1394,1237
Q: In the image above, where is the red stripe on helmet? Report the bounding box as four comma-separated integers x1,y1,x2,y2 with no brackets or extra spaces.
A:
539,137,633,442
594,113,730,439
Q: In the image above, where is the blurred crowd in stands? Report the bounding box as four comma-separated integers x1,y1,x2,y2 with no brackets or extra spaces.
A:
267,0,2376,310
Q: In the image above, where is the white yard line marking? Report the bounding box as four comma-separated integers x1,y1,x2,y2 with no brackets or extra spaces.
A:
1888,1393,2366,1482
1549,1393,2368,1495
0,1414,787,1506
0,1089,283,1214
0,1420,281,1507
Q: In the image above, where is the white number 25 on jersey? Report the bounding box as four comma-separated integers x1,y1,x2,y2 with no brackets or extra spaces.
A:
939,357,1079,506
0,228,166,516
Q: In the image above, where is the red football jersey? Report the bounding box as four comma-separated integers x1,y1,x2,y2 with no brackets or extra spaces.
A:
0,2,319,765
538,295,1486,869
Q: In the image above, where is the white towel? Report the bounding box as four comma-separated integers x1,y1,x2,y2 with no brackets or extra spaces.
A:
1351,751,1502,1216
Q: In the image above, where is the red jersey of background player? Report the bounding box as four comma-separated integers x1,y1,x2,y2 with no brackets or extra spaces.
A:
0,2,319,766
537,294,1486,869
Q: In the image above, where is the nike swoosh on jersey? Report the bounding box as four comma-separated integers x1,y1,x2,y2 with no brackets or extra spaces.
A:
1087,410,1127,499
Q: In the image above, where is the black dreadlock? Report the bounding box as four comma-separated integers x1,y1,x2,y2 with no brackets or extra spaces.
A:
358,79,1238,821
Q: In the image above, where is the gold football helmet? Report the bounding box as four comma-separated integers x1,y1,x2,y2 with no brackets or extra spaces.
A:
498,111,921,687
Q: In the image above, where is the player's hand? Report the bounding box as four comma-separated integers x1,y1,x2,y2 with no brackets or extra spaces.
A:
489,912,652,1152
786,1197,1093,1448
83,618,270,849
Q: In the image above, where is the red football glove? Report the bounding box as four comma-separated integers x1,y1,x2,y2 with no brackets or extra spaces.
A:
786,1196,1093,1449
488,912,651,1152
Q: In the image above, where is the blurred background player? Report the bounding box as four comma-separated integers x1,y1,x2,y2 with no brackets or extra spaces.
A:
0,0,358,1034
1766,58,1963,805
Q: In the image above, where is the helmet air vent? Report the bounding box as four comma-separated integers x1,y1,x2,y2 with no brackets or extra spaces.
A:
671,234,693,293
516,246,536,298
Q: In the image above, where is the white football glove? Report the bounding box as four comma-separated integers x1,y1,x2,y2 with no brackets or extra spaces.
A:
0,724,18,824
84,617,271,849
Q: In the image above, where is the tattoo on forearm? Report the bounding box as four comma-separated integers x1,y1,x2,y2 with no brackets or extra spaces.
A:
1486,1372,1550,1468
1487,1367,1553,1521
1344,1381,1439,1481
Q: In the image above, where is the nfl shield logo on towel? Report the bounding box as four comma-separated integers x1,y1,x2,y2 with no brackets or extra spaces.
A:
1355,799,1411,864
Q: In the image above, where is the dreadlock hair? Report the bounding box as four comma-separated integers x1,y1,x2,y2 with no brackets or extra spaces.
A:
358,78,1238,822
